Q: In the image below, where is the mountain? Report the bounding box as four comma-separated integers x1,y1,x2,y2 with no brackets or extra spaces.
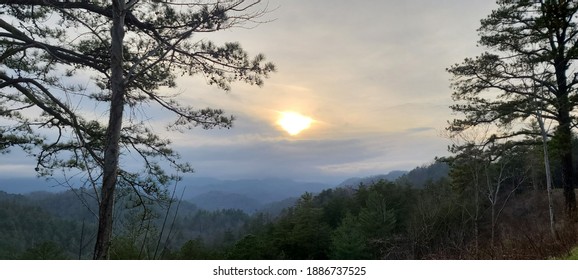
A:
188,191,263,213
1,176,331,213
337,170,408,187
0,177,69,194
395,161,449,188
0,189,253,258
259,197,299,216
0,190,93,259
180,177,330,201
179,177,330,209
337,161,450,189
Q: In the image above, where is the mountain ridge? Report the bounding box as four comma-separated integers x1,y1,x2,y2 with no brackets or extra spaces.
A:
336,170,408,187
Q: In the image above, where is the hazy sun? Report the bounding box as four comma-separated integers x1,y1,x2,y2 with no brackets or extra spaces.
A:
277,112,313,136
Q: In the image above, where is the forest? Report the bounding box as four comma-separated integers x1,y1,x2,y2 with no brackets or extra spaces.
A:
2,1,578,259
1,158,577,260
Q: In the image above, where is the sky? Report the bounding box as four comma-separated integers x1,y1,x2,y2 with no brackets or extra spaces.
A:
0,0,498,185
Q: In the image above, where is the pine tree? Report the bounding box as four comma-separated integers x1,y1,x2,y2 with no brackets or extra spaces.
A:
0,0,274,259
448,0,578,215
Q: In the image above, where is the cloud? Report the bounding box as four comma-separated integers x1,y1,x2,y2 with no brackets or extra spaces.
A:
176,135,384,181
0,163,37,177
0,0,497,184
164,104,451,182
405,127,436,133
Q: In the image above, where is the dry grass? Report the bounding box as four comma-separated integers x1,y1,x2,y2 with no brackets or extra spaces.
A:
463,189,578,259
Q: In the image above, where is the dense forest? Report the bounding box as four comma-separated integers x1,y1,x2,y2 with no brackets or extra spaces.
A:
1,155,577,260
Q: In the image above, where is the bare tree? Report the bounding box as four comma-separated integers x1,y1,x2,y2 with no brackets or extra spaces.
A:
447,126,495,257
484,150,526,248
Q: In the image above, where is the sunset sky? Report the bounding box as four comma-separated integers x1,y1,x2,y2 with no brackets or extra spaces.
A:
0,0,498,185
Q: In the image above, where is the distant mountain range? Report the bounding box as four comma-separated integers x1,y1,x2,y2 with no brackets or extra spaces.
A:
179,177,330,213
179,177,330,202
0,161,450,213
0,176,332,213
183,162,449,213
0,177,70,194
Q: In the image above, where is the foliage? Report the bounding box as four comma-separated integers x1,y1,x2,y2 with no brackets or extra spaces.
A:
2,154,578,260
218,181,418,260
0,191,86,259
108,236,142,260
176,238,222,260
226,234,274,259
395,161,449,188
19,241,68,260
330,212,369,260
0,189,253,259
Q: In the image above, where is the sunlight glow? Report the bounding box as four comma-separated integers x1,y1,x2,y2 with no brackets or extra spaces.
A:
277,112,313,136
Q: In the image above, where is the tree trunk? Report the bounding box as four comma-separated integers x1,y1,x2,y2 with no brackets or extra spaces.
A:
536,107,556,238
555,65,577,217
93,0,126,260
473,165,480,258
559,121,576,217
552,34,576,217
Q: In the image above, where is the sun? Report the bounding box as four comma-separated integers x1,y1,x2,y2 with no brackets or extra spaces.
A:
277,111,313,136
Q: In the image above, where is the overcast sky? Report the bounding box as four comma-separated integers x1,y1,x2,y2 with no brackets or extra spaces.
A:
0,0,498,185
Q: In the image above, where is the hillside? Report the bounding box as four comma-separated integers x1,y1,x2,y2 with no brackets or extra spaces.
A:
337,162,449,189
337,170,408,188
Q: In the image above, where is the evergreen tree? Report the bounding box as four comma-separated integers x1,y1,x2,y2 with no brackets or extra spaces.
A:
330,212,369,260
0,0,274,259
226,234,273,259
